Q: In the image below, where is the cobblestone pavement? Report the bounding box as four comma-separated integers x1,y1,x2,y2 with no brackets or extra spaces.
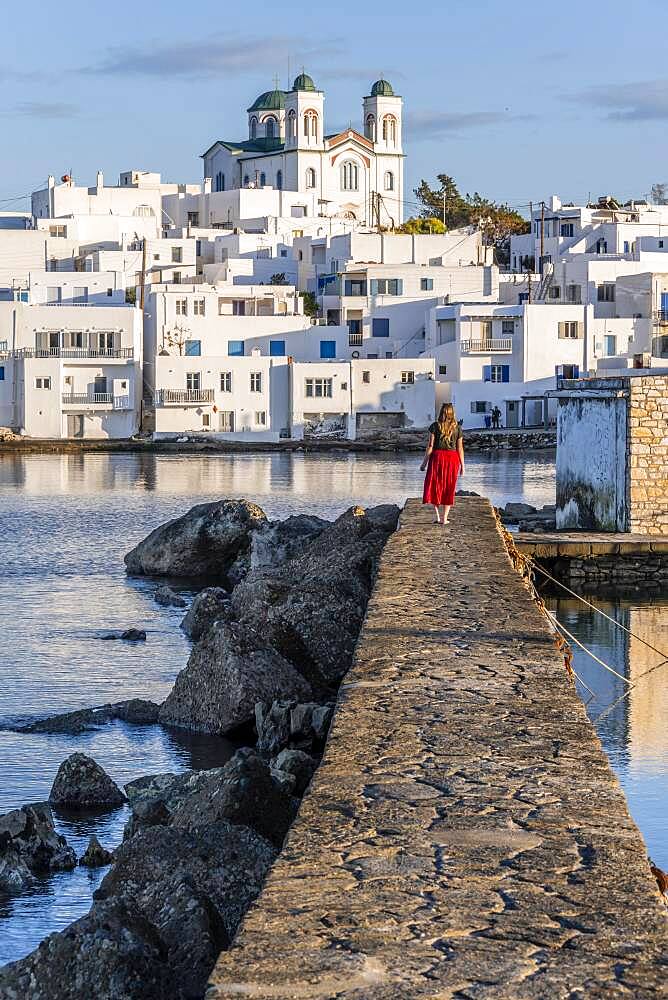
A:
208,498,667,999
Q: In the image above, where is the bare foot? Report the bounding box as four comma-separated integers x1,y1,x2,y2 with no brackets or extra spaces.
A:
442,518,450,525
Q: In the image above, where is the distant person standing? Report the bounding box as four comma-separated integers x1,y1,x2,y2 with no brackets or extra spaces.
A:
420,403,465,524
491,405,501,429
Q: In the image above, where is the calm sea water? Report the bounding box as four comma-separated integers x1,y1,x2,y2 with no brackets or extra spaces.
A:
0,450,665,965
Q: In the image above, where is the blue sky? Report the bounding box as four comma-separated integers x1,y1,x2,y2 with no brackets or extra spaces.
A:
3,0,668,215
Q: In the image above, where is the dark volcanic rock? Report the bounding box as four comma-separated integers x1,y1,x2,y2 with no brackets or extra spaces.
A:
154,585,186,608
231,506,391,689
96,820,276,945
271,748,318,796
365,503,400,532
101,627,147,641
18,698,160,734
0,898,170,1000
250,514,329,571
256,700,334,755
169,750,297,847
79,835,114,868
0,803,76,892
180,587,231,640
124,498,267,578
159,619,311,735
49,754,126,809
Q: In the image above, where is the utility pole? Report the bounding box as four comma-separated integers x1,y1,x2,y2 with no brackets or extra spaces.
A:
539,200,545,271
139,237,147,311
442,191,446,228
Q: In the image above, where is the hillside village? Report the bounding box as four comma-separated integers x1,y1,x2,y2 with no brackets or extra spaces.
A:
1,72,668,442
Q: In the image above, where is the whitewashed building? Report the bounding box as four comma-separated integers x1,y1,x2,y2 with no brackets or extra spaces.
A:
200,74,404,227
0,301,142,438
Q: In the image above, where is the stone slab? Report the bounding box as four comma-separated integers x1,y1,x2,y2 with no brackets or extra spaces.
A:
516,532,668,558
208,498,667,999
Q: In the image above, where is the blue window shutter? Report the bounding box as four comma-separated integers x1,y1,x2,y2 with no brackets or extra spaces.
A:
320,340,336,359
269,340,285,357
344,280,353,296
228,340,244,357
396,279,403,295
574,365,580,378
370,279,379,295
502,365,510,383
372,318,389,338
661,292,668,315
185,340,201,356
0,366,4,381
483,365,491,382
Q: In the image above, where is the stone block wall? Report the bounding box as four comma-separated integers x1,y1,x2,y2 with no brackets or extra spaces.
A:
627,376,668,535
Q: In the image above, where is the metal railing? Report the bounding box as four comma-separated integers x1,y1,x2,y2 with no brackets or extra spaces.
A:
0,347,133,360
348,333,363,347
61,392,114,405
460,338,513,353
154,389,215,405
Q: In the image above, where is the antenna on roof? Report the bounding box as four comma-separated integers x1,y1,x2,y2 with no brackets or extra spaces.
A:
287,55,290,90
273,74,280,90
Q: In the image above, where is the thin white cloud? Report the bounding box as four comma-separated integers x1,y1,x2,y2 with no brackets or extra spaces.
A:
2,102,80,119
404,109,533,139
571,80,668,121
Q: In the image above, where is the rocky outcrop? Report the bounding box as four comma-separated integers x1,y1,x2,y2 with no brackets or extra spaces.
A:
18,699,160,734
0,803,76,892
498,502,557,534
124,498,267,578
49,754,126,809
79,835,114,868
159,620,312,735
232,507,390,690
271,749,318,796
255,700,334,756
0,898,171,1000
180,586,230,640
123,750,297,850
154,584,186,608
101,628,147,641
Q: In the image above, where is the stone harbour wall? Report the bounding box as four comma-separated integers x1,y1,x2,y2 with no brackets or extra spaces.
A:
628,376,668,536
207,498,667,1000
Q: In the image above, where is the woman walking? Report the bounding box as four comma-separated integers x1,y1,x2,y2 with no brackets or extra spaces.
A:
420,403,465,524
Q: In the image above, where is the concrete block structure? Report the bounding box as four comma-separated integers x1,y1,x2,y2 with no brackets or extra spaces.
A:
554,372,668,534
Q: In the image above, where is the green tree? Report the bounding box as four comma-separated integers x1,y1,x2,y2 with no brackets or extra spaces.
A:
396,216,446,234
269,272,287,285
414,174,529,265
301,291,319,318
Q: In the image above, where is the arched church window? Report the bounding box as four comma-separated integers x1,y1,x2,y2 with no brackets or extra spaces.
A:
249,117,258,140
305,168,316,189
276,170,283,190
384,171,394,191
365,114,376,141
382,115,397,144
304,110,318,140
260,172,266,187
341,161,359,192
287,110,297,141
265,116,277,139
215,171,225,192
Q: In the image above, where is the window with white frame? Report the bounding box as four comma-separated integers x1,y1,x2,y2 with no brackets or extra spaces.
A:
501,319,514,336
172,247,182,263
186,372,201,391
173,272,181,284
489,365,505,383
384,171,394,191
559,321,581,339
341,161,359,191
303,110,318,140
401,371,415,384
287,110,296,141
304,377,333,398
255,410,266,426
471,401,490,413
176,298,187,316
365,114,376,141
597,283,616,302
202,413,211,427
250,372,262,392
305,168,316,189
382,115,397,143
35,377,51,389
220,372,232,392
420,277,433,291
193,298,206,316
604,334,617,356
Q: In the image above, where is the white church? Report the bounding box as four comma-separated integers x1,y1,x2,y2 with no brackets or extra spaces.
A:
201,73,404,227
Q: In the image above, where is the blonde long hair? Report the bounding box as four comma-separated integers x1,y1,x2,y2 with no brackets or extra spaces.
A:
437,402,458,439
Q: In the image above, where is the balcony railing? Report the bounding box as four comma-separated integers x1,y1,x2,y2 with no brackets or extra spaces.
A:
154,389,215,406
0,347,133,360
61,392,116,406
348,333,363,347
460,338,513,353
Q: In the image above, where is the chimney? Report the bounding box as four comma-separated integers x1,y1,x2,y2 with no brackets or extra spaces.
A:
96,171,104,191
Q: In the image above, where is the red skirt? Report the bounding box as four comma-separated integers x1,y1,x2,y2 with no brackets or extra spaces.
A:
423,450,461,506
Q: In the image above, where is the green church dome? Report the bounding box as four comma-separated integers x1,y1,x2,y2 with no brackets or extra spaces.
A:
370,79,395,97
247,89,286,113
292,72,316,92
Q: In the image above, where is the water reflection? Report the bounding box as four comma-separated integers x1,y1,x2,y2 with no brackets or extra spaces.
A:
549,593,668,870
